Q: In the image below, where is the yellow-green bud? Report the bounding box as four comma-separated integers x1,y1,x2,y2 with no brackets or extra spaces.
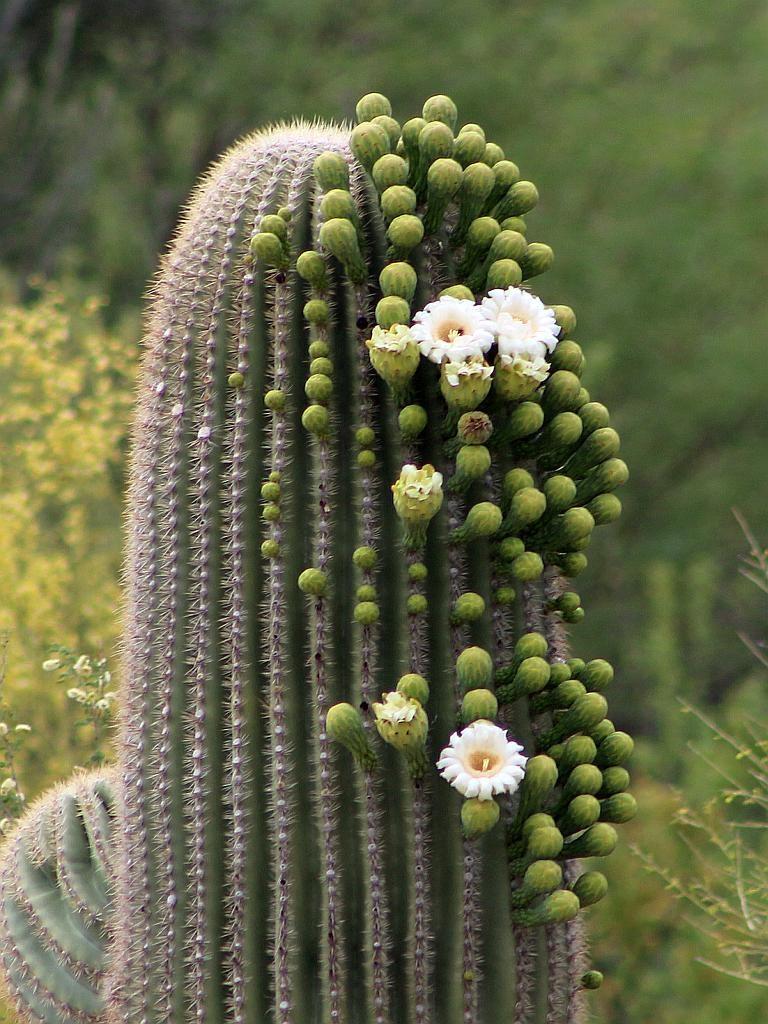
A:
452,591,486,624
465,216,501,255
582,970,604,991
401,117,427,152
579,402,611,435
371,115,401,149
408,562,427,582
262,502,280,523
302,404,330,438
588,493,622,526
498,180,539,217
228,371,245,389
600,792,637,823
456,646,493,691
503,468,534,498
591,719,616,744
366,325,419,393
358,450,375,467
439,284,475,301
372,154,408,192
520,241,554,278
379,262,418,300
501,216,527,235
419,120,455,162
457,411,493,444
461,798,500,839
392,464,443,546
511,552,544,582
399,404,428,439
356,426,375,447
296,249,327,289
565,822,617,859
542,370,582,415
357,584,376,602
303,298,329,324
259,214,287,239
550,340,585,376
375,296,411,329
381,185,418,222
452,501,502,542
552,304,577,338
422,94,458,128
526,826,564,860
373,691,428,762
406,594,428,615
511,890,579,927
522,813,556,837
354,601,380,625
261,539,279,559
356,92,392,122
397,673,429,705
387,214,424,251
277,206,291,221
486,259,523,289
250,232,286,267
261,482,280,502
298,567,327,597
454,131,486,168
264,389,285,411
559,794,601,836
304,373,333,403
427,157,463,198
319,218,366,282
314,151,349,191
310,356,333,376
320,188,356,222
492,160,521,193
351,121,390,169
494,586,516,605
455,444,491,482
352,546,377,570
543,475,577,514
461,162,495,206
488,229,528,265
327,702,376,770
600,767,630,796
460,688,498,724
499,536,525,561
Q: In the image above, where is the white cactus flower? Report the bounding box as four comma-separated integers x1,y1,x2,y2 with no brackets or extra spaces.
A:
411,296,495,364
437,721,527,801
481,287,560,357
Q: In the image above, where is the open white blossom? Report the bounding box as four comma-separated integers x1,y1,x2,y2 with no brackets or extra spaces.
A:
481,287,560,357
392,464,443,522
411,296,495,364
437,721,527,801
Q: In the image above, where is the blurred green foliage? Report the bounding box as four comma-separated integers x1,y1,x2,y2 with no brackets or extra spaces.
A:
1,0,767,1019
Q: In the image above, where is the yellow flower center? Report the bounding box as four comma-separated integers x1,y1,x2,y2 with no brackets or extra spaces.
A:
468,750,500,775
438,322,467,343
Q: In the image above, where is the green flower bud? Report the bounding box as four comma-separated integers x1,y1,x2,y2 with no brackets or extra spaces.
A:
261,481,280,501
302,404,330,438
320,188,357,222
277,206,291,222
580,659,614,692
401,116,427,165
460,688,498,724
381,184,418,222
408,562,427,582
396,673,430,705
543,475,577,514
452,445,491,488
440,357,493,411
501,216,527,235
379,262,418,301
304,374,333,404
503,487,547,534
387,214,425,252
559,794,601,837
554,737,598,775
419,120,455,164
375,296,411,329
520,241,554,279
319,217,366,282
543,694,608,748
549,342,584,379
371,115,401,149
566,427,621,478
351,121,390,169
571,870,608,907
354,601,380,625
268,470,281,482
228,371,245,389
313,151,349,192
526,826,565,862
503,468,534,500
600,767,630,796
298,567,327,596
494,586,516,606
358,450,375,468
549,680,587,708
498,536,525,562
497,655,550,703
588,493,623,526
352,546,377,570
357,584,376,602
309,340,329,359
590,719,616,744
259,214,288,240
564,822,617,859
327,702,376,771
581,970,604,991
356,427,375,447
523,859,562,896
511,551,544,582
515,632,548,662
399,404,428,439
427,157,463,198
542,370,582,415
488,229,528,264
303,298,330,324
575,458,629,503
406,593,428,615
454,131,486,168
483,142,506,166
261,539,279,559
557,552,589,577
600,792,637,823
372,154,409,192
264,389,285,411
452,591,486,624
561,764,603,803
460,217,501,271
510,756,559,831
458,410,493,444
522,813,556,837
439,284,476,301
310,356,333,376
510,890,579,927
486,259,523,289
250,232,287,267
496,180,539,219
461,797,500,839
579,402,610,436
451,501,502,542
550,304,577,338
355,92,392,122
422,94,458,128
456,646,493,691
543,507,595,550
500,401,544,443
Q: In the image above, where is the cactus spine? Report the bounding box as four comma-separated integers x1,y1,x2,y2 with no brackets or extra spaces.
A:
0,93,635,1024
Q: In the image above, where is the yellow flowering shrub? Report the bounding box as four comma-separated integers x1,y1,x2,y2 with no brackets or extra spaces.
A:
0,281,137,791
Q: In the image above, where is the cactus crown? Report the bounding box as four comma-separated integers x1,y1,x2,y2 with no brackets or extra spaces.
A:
0,93,633,1024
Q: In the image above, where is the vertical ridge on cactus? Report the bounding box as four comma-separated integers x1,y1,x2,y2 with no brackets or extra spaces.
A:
0,99,635,1024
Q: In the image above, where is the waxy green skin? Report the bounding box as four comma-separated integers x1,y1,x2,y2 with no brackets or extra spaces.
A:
0,94,632,1024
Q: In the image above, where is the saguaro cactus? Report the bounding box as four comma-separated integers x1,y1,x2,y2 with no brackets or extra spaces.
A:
0,93,635,1024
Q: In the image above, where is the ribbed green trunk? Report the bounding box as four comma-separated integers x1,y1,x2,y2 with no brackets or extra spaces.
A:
0,94,634,1024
